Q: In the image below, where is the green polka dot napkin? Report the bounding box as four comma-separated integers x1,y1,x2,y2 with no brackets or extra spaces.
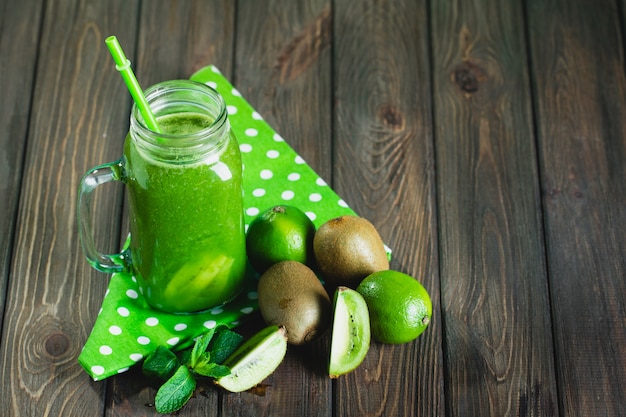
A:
79,65,371,381
192,65,357,227
79,268,259,380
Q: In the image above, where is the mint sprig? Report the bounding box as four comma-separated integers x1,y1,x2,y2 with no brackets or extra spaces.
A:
190,329,215,369
142,325,243,414
154,366,196,414
142,346,179,380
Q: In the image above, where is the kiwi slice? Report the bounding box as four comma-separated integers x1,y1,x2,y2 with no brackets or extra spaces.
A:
328,287,371,378
164,254,234,298
216,325,288,392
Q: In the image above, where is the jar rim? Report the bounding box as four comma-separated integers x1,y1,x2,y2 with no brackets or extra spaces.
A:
129,80,231,165
131,79,228,146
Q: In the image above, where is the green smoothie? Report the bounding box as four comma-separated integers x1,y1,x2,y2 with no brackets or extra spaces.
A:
123,112,246,313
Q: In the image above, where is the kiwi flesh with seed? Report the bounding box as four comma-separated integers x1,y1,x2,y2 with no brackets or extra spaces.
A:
216,325,288,392
313,215,389,288
257,261,331,345
328,286,370,378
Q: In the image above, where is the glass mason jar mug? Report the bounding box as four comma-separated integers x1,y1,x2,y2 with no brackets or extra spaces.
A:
77,80,247,314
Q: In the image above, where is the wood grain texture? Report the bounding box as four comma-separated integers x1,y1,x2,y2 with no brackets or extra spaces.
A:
231,1,334,415
0,0,43,326
527,0,626,415
104,2,236,416
431,0,558,415
3,0,626,415
235,0,333,180
135,0,235,86
333,0,443,416
0,0,138,415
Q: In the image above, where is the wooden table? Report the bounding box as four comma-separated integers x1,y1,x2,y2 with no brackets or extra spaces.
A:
1,0,624,416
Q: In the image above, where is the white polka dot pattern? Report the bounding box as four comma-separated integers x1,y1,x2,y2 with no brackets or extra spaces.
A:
78,65,390,383
79,271,261,381
189,66,358,230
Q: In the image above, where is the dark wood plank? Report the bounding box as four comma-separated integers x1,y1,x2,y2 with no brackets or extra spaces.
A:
5,1,625,416
527,0,626,415
135,0,235,86
105,1,236,416
0,0,138,415
0,0,43,327
234,0,333,179
333,1,443,416
431,0,559,415
229,1,334,415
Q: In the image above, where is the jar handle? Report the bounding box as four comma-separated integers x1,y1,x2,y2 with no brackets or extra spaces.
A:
77,160,129,273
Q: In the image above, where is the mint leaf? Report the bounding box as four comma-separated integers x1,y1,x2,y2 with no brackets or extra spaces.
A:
193,362,231,379
155,366,196,414
177,346,192,365
143,327,246,414
208,327,244,365
189,327,217,368
193,352,212,370
142,346,179,380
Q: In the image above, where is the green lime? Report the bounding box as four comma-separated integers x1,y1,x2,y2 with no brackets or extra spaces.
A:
356,270,432,344
246,205,315,273
216,325,288,392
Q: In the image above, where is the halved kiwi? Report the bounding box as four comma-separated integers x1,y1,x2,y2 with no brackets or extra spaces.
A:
328,287,371,378
216,325,288,392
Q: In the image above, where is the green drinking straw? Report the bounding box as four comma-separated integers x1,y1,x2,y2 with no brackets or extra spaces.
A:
105,36,161,133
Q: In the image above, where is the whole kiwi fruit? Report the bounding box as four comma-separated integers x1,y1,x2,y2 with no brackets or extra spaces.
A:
257,261,331,345
313,215,389,288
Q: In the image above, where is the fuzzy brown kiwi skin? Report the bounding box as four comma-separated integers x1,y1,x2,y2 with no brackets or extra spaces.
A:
257,261,332,345
313,216,389,288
